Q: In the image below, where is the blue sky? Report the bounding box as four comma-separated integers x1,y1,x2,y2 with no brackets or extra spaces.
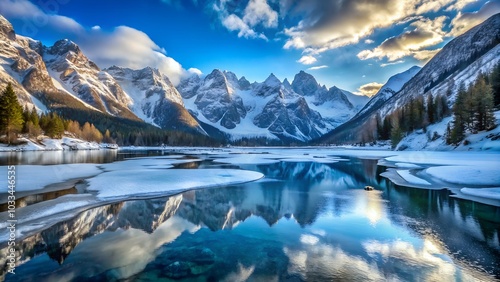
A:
1,0,499,95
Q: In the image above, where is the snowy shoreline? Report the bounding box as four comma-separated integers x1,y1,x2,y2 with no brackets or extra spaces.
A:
0,136,118,152
1,148,499,245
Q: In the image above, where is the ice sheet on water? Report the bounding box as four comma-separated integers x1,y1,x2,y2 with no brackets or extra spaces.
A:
87,168,264,199
396,170,431,185
395,163,422,168
212,155,280,165
100,157,202,171
460,188,500,200
0,164,102,192
384,151,500,166
425,166,500,186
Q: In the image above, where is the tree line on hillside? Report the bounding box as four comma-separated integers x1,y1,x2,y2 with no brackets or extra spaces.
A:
371,63,500,148
0,83,222,147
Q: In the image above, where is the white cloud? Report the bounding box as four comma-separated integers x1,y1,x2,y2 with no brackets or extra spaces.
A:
222,14,258,38
357,16,447,62
243,0,278,28
307,65,328,71
365,39,375,44
380,60,405,67
79,26,186,85
446,0,478,11
0,0,84,37
0,0,189,85
280,0,460,55
214,0,274,40
187,68,203,76
357,82,384,97
297,55,317,65
449,0,500,36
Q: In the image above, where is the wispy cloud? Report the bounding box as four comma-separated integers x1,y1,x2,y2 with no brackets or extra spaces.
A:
357,82,384,97
307,65,328,71
449,0,500,36
380,60,405,67
357,16,447,62
0,0,190,85
297,55,317,65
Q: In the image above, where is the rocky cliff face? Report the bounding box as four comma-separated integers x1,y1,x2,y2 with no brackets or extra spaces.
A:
106,66,205,133
44,39,138,120
319,14,500,144
179,70,359,142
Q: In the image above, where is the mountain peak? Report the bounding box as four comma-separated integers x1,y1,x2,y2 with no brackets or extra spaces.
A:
264,73,281,86
48,39,81,55
0,15,16,41
292,70,319,96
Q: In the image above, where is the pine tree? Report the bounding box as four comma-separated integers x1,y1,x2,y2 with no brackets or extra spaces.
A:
390,114,403,149
491,62,500,107
473,77,495,131
44,113,64,138
427,93,435,124
0,83,24,144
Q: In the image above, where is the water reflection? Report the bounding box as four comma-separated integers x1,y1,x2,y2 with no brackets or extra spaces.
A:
1,160,499,281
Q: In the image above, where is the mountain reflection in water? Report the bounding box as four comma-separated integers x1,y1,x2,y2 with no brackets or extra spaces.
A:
2,159,499,281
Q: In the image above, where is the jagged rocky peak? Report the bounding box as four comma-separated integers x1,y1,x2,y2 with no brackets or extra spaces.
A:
264,73,281,86
223,70,239,83
292,70,320,96
47,39,82,56
0,15,16,41
238,76,251,90
177,73,201,99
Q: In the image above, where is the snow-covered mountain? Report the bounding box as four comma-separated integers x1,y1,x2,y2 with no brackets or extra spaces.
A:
179,69,359,141
105,66,205,133
355,65,421,118
319,13,500,144
0,15,85,113
43,39,139,120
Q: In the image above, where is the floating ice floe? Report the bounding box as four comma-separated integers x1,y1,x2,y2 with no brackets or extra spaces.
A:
0,164,102,192
394,163,422,168
425,166,500,186
87,168,264,199
212,155,280,165
396,170,431,185
100,157,202,171
460,188,500,200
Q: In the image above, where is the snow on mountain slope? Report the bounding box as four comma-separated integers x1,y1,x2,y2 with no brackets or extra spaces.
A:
319,14,500,144
342,90,370,111
105,66,205,133
0,15,54,111
43,39,138,120
355,66,421,118
290,71,356,131
180,70,344,141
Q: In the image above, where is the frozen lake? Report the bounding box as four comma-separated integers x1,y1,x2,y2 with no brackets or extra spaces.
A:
1,148,499,281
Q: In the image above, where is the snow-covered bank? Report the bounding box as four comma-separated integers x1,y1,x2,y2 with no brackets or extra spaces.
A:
395,111,500,151
0,164,102,192
0,136,117,152
87,169,263,200
379,150,500,204
0,155,263,243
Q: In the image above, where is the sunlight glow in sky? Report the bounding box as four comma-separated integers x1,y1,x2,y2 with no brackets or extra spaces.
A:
1,0,498,94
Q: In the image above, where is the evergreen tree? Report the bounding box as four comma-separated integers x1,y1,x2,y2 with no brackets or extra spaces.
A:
390,117,403,149
0,83,24,144
449,84,467,144
473,77,495,131
491,62,500,107
44,113,64,138
427,93,435,124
